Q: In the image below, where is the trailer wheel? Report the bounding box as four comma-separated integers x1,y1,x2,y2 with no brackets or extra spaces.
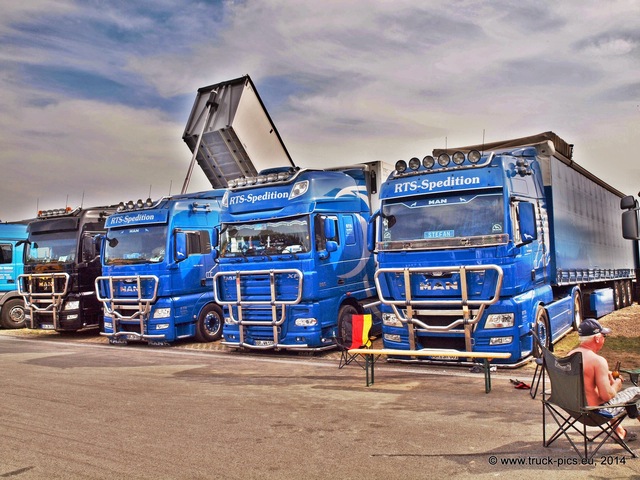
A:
572,290,583,331
337,303,359,344
0,298,26,329
626,280,634,305
613,282,622,310
195,303,224,342
533,307,550,358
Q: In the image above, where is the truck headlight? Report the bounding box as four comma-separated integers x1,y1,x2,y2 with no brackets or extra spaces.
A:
65,301,80,310
383,313,403,327
103,321,113,329
155,323,170,330
485,313,514,329
384,333,402,342
489,336,513,345
153,308,171,319
295,318,317,327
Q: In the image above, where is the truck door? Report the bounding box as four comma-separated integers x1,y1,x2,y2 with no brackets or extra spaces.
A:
0,242,18,291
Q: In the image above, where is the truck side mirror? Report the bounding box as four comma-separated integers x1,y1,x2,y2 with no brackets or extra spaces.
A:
620,195,636,210
211,227,219,249
367,210,380,252
82,236,96,262
326,241,338,253
324,217,336,240
518,202,537,246
175,231,188,262
622,210,640,240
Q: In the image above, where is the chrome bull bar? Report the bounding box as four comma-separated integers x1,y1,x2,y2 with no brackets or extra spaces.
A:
374,265,504,351
95,275,161,340
17,273,71,329
213,269,303,348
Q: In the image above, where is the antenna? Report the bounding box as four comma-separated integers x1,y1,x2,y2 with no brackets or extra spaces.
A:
148,185,152,199
445,136,448,151
482,129,486,155
81,191,85,208
65,194,69,209
169,180,173,196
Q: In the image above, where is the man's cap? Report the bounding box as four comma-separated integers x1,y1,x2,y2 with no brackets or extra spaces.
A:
578,318,612,337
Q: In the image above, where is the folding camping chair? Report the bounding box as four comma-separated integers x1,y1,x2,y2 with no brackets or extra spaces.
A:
529,330,552,399
336,313,375,369
540,344,638,460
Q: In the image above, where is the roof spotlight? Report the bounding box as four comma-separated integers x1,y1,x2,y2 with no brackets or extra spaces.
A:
395,160,407,173
437,153,451,167
408,157,421,170
126,200,135,210
422,155,435,169
468,150,482,164
452,151,465,165
136,199,144,208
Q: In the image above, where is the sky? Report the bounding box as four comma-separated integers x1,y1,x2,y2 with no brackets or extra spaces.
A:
1,0,639,222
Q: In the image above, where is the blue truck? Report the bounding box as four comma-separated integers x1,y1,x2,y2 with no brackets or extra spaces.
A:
213,162,389,351
94,75,294,345
0,223,28,329
371,132,635,365
18,206,116,331
95,191,225,344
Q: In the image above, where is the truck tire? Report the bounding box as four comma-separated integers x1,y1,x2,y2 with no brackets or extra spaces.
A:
533,307,550,358
0,298,27,329
572,290,582,331
613,282,622,310
195,303,223,342
626,280,634,306
337,303,359,344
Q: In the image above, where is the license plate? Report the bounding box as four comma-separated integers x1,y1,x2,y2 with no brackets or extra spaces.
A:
126,334,141,341
255,340,274,347
41,324,55,330
430,355,459,361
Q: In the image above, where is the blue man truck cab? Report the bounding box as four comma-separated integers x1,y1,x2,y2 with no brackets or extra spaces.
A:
214,163,386,351
0,223,28,328
18,206,116,331
372,132,635,365
95,191,225,345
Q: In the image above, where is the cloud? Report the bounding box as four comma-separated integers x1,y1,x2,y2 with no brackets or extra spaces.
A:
1,0,640,221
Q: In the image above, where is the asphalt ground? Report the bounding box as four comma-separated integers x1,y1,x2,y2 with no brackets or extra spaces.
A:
1,328,639,479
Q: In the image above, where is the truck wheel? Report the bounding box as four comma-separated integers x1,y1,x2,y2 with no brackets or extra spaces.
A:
0,298,27,329
613,282,622,310
195,303,223,342
626,280,634,305
533,307,550,358
572,290,582,331
337,304,359,345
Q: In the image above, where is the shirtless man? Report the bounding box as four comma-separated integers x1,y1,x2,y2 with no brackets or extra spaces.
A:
569,318,640,441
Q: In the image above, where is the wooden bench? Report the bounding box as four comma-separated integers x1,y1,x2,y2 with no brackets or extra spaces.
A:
347,348,512,393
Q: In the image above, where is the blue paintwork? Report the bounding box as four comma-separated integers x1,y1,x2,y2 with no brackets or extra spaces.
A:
216,168,378,351
375,147,634,364
97,190,224,343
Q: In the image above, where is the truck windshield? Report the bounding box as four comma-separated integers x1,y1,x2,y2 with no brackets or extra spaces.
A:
380,192,506,249
220,216,311,257
104,226,167,265
25,231,77,264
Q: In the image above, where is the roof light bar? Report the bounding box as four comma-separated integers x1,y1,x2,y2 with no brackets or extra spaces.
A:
392,150,486,176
